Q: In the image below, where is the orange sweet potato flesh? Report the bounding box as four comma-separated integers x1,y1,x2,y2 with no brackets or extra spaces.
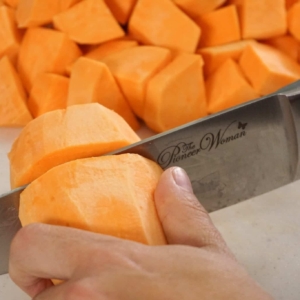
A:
53,0,125,45
17,27,82,92
0,56,32,127
288,2,300,41
144,54,207,133
60,0,82,10
85,40,138,61
67,57,140,130
100,46,172,118
207,59,259,113
264,35,299,62
197,5,241,48
0,6,21,65
16,0,61,28
198,39,255,77
19,154,166,245
104,0,138,24
28,73,69,118
172,0,226,19
4,0,19,8
9,103,140,188
230,0,287,39
286,0,300,9
128,0,201,53
239,42,300,95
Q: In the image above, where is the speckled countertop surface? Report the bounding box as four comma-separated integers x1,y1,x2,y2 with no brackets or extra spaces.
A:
1,128,300,300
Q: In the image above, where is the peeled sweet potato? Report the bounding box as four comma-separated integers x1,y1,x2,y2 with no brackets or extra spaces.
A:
67,57,140,130
53,0,125,45
0,5,21,65
9,103,140,188
197,5,241,48
0,56,32,127
100,46,172,118
19,154,166,245
17,27,82,92
207,59,259,113
28,73,69,118
144,53,207,132
230,0,287,40
104,0,138,25
239,42,300,95
128,0,201,53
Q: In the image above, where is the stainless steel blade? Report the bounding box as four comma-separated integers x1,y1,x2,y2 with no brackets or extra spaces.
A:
0,81,300,275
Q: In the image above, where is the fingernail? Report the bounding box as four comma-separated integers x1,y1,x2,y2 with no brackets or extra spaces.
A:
172,168,193,193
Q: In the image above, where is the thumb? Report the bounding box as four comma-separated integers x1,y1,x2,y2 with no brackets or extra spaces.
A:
155,167,230,253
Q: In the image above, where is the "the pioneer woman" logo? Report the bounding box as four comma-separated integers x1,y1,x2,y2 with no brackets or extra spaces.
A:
157,120,248,168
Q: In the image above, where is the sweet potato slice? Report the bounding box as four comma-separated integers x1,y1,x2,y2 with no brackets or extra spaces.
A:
288,2,300,41
230,0,287,39
16,0,61,28
196,5,241,48
9,103,140,188
85,40,138,61
28,74,69,118
144,54,207,133
100,46,172,118
128,0,201,53
172,0,226,19
67,57,140,130
104,0,138,24
17,27,82,92
264,35,299,62
0,6,21,65
53,0,124,45
206,59,259,113
19,154,166,245
198,39,255,77
239,42,300,95
0,56,32,127
4,0,19,8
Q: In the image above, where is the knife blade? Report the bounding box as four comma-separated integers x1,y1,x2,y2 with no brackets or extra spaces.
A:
1,81,300,275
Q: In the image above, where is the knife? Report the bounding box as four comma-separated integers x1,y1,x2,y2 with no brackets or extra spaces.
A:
1,80,300,275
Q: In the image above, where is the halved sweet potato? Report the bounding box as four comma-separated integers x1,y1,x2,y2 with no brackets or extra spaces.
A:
19,154,166,245
9,103,140,188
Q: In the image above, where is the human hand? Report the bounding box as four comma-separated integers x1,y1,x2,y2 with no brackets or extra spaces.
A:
9,167,273,299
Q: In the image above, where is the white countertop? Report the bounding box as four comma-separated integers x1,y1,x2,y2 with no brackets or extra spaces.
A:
1,127,300,300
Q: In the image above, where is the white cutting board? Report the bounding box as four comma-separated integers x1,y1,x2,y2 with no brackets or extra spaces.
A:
1,127,300,300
